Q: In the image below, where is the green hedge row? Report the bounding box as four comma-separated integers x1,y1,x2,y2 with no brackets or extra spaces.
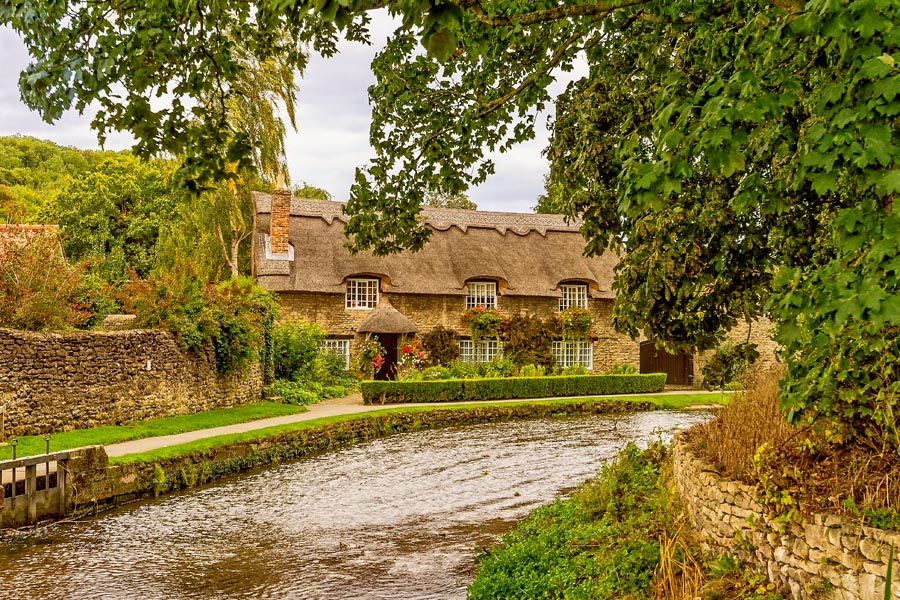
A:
361,373,667,404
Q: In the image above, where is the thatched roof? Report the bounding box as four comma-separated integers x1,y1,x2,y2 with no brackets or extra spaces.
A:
253,196,619,299
356,300,419,334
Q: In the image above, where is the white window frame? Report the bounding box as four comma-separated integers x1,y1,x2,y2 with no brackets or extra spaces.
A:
459,339,503,363
345,278,379,309
319,339,351,370
559,284,589,311
553,340,594,370
466,281,497,309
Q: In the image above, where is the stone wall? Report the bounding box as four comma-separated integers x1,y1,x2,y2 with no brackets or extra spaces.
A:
673,432,900,600
0,329,262,436
277,291,638,372
693,317,781,384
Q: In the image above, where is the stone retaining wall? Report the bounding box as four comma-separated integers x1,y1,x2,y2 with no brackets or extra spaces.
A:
0,328,262,436
673,432,900,600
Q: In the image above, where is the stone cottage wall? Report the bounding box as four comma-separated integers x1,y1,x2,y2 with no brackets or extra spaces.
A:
0,329,262,436
277,291,638,372
693,317,781,384
673,432,900,600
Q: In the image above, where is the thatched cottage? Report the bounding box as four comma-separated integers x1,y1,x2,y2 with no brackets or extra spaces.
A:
251,190,692,381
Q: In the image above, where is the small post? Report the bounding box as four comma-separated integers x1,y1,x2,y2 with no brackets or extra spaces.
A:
44,434,51,491
9,439,16,510
57,458,66,517
25,463,36,525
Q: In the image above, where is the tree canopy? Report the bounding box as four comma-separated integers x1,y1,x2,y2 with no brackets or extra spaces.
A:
5,0,900,441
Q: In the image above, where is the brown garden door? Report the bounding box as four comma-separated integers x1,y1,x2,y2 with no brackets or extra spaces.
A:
374,333,399,380
640,340,694,386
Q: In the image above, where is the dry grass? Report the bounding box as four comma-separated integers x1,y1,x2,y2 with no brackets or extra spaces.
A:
652,519,705,600
692,365,797,479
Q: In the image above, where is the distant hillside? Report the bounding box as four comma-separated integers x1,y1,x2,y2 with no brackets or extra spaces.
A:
0,136,117,223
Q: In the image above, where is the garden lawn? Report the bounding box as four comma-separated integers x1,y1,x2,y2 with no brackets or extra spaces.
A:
108,392,728,465
0,402,307,460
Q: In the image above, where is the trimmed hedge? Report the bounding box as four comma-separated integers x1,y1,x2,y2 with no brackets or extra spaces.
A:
361,373,668,404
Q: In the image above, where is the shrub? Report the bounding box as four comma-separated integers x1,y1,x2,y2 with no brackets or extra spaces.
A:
518,364,545,378
702,342,760,389
692,367,795,478
421,365,452,380
122,274,277,375
448,360,483,379
361,373,667,404
0,233,108,330
608,363,638,375
460,306,505,340
421,326,459,366
482,357,517,378
502,314,557,368
273,320,327,381
558,364,588,376
268,380,320,405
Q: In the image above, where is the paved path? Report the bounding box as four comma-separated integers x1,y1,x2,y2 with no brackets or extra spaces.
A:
104,389,723,458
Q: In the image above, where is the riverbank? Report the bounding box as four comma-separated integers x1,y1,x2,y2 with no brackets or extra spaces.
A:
468,443,785,600
1,391,726,527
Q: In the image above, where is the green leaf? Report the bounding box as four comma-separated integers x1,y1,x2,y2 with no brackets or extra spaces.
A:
426,27,456,62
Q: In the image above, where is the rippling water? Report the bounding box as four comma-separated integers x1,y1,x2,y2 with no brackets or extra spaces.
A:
0,410,711,599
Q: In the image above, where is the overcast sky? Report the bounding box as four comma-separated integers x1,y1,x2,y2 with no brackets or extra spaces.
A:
0,17,559,213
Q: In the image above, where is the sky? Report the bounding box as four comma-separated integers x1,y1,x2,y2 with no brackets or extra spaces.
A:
0,15,562,214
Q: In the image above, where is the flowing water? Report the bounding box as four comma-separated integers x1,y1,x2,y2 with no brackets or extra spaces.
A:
0,410,711,599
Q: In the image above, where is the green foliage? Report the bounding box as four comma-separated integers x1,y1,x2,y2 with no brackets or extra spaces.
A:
460,306,505,341
559,307,593,339
608,363,638,375
268,380,321,405
501,314,557,368
423,190,477,210
273,320,326,381
9,0,900,444
0,136,108,222
292,182,333,200
42,154,181,285
123,274,276,375
518,364,545,378
702,342,760,390
469,444,669,600
420,325,459,366
361,373,667,404
0,233,109,330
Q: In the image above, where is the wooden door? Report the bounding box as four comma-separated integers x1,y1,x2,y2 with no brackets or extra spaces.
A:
640,340,694,386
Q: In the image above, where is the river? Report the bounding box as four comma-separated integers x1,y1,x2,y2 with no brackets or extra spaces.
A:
0,410,710,599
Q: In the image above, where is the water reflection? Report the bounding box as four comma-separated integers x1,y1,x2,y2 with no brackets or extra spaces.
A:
0,411,710,599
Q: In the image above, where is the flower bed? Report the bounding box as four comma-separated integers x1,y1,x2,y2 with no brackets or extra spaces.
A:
361,373,667,404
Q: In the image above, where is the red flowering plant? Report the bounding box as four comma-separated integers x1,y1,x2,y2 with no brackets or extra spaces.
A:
355,336,385,378
396,339,426,378
560,307,593,339
460,306,506,341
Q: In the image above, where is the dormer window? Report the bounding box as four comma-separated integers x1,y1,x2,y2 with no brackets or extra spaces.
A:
466,281,497,309
559,283,588,311
346,278,379,309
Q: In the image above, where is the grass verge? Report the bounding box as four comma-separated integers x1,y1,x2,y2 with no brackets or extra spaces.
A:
0,402,307,460
468,443,784,600
107,393,727,465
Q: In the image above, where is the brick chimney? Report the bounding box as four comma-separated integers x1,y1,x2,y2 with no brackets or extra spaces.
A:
270,174,291,256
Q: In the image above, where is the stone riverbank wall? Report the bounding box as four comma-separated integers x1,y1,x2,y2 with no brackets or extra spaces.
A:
673,432,900,600
0,328,262,436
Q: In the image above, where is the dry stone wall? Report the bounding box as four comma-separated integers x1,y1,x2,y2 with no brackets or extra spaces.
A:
673,432,900,600
0,329,262,436
277,291,639,372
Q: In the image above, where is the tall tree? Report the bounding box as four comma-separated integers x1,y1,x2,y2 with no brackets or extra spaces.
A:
42,154,180,284
6,0,900,440
424,190,477,210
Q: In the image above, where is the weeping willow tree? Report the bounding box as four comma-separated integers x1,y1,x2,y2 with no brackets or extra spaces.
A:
158,39,304,281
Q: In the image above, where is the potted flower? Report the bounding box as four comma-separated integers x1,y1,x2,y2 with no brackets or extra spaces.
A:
460,306,506,341
560,307,593,339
